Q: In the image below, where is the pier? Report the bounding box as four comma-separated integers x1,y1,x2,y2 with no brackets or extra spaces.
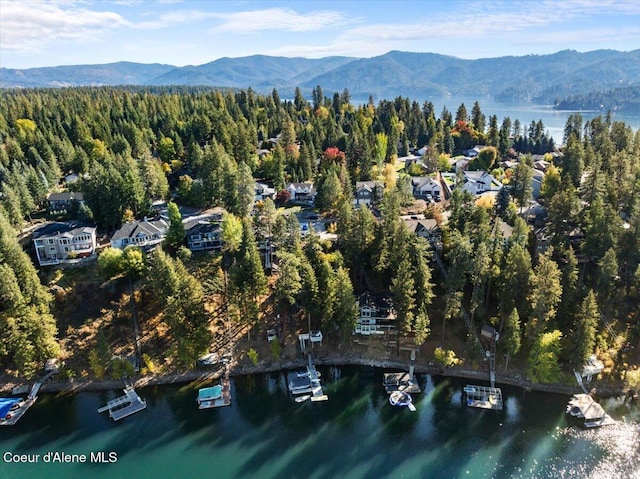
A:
197,366,231,409
1,367,59,426
97,385,146,421
383,350,421,394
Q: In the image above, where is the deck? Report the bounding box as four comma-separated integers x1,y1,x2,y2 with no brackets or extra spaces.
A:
97,386,147,421
464,385,503,410
383,372,421,394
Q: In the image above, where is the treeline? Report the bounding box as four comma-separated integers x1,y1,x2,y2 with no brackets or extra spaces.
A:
0,86,555,229
555,86,640,114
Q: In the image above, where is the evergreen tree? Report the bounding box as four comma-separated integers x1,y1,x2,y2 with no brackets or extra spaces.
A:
571,290,599,367
165,201,185,250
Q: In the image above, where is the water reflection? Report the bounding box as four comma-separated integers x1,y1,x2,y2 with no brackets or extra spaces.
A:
0,367,638,479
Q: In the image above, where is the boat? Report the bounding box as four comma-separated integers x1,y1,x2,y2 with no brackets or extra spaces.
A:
295,395,311,403
0,397,34,426
566,393,616,428
389,390,416,411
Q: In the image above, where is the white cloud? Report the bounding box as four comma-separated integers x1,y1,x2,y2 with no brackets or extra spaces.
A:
0,0,131,51
213,8,349,33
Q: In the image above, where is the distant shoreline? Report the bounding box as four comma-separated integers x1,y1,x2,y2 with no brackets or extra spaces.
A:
2,356,624,399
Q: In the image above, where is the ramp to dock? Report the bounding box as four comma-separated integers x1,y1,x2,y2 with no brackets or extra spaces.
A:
98,387,147,421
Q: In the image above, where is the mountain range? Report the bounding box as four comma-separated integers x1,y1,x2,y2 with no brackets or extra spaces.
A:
2,49,639,104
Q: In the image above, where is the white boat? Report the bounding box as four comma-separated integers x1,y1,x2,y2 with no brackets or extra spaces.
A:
389,390,415,410
295,395,311,403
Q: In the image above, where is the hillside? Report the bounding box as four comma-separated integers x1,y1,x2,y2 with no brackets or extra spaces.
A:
1,49,639,103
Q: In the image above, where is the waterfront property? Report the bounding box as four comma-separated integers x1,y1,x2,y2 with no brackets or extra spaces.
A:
354,292,397,336
32,222,97,266
0,368,58,426
287,354,328,402
184,215,223,252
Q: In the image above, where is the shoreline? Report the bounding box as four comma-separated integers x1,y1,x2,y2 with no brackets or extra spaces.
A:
2,355,625,398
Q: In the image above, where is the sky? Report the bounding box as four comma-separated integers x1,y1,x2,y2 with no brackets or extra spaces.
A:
1,0,640,69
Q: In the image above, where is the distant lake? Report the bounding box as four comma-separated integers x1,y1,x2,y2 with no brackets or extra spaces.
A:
1,367,639,479
354,95,640,145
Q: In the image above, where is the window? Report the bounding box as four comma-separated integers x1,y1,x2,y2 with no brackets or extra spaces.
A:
362,309,371,317
47,238,56,245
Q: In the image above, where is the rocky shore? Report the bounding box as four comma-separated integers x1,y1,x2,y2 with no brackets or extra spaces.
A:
1,354,626,398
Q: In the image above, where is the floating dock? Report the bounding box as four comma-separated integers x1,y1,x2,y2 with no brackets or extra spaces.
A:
463,385,503,410
287,354,328,402
197,368,231,409
566,393,616,428
383,349,421,394
1,368,58,426
97,386,146,421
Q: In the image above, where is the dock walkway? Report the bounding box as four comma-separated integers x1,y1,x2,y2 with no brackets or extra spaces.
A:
97,386,146,421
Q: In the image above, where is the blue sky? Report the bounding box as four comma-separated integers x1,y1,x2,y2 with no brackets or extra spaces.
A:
2,0,640,69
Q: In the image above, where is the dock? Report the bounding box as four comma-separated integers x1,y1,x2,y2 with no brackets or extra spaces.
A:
97,386,146,421
566,393,616,428
287,354,328,402
463,385,503,410
384,350,421,394
1,367,58,426
197,367,231,409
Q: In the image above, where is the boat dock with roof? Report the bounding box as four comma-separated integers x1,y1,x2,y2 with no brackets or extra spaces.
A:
197,367,231,409
383,349,421,395
566,393,616,428
97,385,146,421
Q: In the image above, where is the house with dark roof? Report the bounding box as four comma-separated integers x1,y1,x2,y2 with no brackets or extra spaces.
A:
354,181,384,206
32,222,97,266
47,191,84,213
110,216,168,251
184,214,223,252
355,292,397,336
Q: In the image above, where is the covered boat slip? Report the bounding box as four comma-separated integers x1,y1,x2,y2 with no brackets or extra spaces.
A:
463,385,503,410
566,393,616,428
97,386,147,421
197,379,231,409
383,372,421,394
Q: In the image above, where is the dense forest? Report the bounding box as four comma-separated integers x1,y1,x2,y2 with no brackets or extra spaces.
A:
0,86,638,391
555,86,640,114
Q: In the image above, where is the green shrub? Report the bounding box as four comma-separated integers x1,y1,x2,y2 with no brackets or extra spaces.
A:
247,348,259,366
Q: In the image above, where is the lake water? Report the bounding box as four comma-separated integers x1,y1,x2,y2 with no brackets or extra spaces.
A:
355,95,640,145
1,367,639,479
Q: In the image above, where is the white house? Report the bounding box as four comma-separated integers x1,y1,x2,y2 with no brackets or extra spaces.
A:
461,170,501,195
286,182,316,202
254,182,275,202
410,176,442,199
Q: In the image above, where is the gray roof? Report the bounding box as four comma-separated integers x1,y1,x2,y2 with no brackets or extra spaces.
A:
32,222,95,240
111,217,168,242
48,191,84,202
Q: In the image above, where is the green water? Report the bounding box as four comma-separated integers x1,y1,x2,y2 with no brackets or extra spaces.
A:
1,367,639,479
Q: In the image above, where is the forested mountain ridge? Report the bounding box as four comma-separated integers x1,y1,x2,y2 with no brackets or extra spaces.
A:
555,86,640,114
2,49,639,103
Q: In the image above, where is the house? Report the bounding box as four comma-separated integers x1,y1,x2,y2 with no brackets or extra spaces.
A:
495,218,514,243
402,218,442,250
286,182,316,202
64,173,79,184
461,170,501,195
354,181,384,206
184,217,222,252
410,176,442,200
448,156,470,172
255,182,275,202
354,292,397,336
32,222,97,266
463,145,488,158
110,216,169,251
47,191,84,213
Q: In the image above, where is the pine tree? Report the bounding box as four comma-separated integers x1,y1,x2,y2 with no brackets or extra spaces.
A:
165,201,185,250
